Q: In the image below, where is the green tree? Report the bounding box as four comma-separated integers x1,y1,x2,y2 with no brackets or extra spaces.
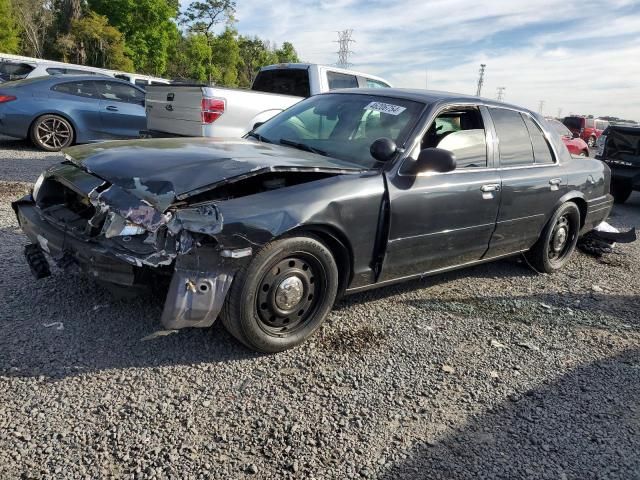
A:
237,36,276,87
0,0,21,53
88,0,179,74
275,42,300,63
182,0,236,83
12,0,54,57
210,27,239,86
166,33,211,82
56,12,133,71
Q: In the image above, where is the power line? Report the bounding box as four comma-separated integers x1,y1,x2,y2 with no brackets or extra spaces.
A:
335,30,355,68
475,64,486,97
496,86,506,102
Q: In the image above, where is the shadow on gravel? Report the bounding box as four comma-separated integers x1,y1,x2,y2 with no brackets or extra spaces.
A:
383,348,640,480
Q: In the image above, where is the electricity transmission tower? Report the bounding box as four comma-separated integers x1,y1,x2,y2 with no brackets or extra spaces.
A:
496,87,506,102
538,100,545,115
475,64,486,96
336,30,355,68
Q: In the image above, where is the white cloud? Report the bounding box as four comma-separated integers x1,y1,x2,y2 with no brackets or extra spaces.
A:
186,0,640,119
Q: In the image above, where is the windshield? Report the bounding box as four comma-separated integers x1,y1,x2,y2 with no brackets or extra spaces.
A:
253,93,425,168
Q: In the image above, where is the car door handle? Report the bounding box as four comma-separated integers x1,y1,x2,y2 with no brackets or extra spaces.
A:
106,105,118,112
549,178,562,186
480,184,500,193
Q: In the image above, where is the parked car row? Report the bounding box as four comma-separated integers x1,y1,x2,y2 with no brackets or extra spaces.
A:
562,115,609,148
13,89,614,352
0,53,169,86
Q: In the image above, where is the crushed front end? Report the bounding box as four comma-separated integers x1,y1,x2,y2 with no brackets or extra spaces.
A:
12,161,248,330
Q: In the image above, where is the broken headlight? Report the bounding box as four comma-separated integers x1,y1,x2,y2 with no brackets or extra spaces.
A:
103,212,147,238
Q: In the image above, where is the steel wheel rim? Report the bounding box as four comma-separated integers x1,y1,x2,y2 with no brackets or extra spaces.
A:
37,118,71,149
548,215,574,264
256,253,325,335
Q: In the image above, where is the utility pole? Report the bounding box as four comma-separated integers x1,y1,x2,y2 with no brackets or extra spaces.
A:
475,64,486,96
335,30,355,68
538,100,545,115
557,108,563,119
496,86,506,102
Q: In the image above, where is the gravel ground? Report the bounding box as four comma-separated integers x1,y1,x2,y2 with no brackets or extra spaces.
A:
0,137,638,480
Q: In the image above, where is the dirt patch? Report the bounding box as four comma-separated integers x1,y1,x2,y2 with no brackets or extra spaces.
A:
0,181,31,200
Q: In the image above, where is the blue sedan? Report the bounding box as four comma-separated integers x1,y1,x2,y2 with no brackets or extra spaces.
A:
0,75,147,151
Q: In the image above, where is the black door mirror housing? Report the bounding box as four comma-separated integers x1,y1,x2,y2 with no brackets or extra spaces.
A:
402,148,457,175
253,121,265,131
370,137,398,162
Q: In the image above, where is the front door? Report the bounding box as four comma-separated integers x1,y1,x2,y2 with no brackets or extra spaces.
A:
96,81,146,138
381,105,502,281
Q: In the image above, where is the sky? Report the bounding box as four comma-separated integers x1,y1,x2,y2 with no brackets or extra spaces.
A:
182,0,640,120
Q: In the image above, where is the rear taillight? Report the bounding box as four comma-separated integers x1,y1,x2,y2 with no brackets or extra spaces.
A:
201,97,225,124
0,95,16,103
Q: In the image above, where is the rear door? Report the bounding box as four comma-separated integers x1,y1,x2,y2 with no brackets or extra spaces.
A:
486,108,567,257
96,80,146,138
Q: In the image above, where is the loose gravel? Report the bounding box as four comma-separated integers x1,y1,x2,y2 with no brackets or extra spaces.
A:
0,137,638,479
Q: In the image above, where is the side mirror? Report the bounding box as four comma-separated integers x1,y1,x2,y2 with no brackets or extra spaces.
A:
370,137,397,162
402,148,456,175
253,121,265,131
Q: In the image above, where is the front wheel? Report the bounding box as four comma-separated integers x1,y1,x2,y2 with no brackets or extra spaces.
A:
525,202,580,273
30,114,74,151
221,235,339,353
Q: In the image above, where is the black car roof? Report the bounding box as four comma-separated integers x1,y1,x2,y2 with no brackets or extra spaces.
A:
331,87,534,114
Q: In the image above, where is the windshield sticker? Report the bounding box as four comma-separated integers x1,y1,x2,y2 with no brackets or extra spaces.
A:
364,101,407,116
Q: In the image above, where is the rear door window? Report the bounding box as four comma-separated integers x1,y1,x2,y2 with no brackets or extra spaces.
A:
489,108,534,166
252,69,311,97
522,114,555,164
326,71,358,90
52,80,99,98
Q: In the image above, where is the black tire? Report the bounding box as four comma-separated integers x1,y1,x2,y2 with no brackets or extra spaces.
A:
30,114,74,151
587,136,596,148
611,180,632,204
525,202,580,273
221,235,339,353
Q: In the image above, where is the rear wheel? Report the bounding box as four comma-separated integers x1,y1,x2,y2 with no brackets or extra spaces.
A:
578,150,588,158
221,235,339,353
525,202,580,273
587,136,596,148
611,179,632,204
30,114,74,151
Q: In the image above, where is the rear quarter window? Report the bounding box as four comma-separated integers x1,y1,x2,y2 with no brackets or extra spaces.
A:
0,62,34,81
522,115,556,164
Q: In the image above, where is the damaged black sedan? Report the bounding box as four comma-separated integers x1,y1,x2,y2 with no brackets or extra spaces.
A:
13,90,614,352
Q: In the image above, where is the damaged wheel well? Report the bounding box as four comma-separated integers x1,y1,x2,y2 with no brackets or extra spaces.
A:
571,197,587,228
289,225,352,296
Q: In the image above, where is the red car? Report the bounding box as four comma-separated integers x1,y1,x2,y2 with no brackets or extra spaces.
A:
562,116,609,147
548,119,590,156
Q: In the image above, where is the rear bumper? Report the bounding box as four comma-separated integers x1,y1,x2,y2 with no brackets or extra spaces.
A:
581,194,614,234
609,167,640,189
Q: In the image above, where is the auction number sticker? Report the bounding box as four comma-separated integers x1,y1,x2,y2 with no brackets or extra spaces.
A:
364,101,406,116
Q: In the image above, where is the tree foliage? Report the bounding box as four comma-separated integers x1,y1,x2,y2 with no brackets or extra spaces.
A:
2,0,301,86
0,0,21,53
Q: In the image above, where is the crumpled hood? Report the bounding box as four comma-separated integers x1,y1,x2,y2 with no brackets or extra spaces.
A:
64,137,364,209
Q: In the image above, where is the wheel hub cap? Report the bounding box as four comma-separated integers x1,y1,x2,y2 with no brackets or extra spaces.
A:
552,227,568,252
275,276,304,310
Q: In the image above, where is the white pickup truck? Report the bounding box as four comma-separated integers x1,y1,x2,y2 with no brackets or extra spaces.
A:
144,63,391,138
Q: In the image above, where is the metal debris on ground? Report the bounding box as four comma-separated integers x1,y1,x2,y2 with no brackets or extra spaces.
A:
578,221,637,257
